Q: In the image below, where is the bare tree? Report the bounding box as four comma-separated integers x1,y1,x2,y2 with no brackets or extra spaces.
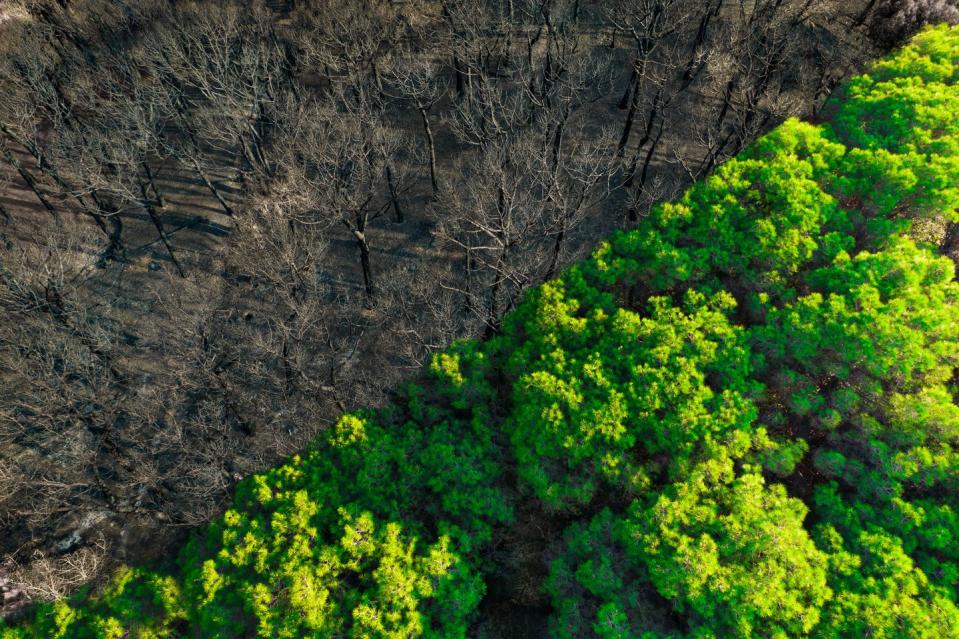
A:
10,535,106,604
385,59,448,199
0,149,10,224
0,218,123,569
48,75,185,275
607,0,694,157
440,0,510,101
138,1,286,196
868,0,959,43
436,122,611,335
258,87,391,306
0,136,59,220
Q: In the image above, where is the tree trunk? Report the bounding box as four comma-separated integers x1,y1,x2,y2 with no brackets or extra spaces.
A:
485,276,500,338
34,153,116,243
630,116,668,220
76,193,109,238
484,258,504,339
503,0,515,69
444,3,466,100
1,115,115,242
102,212,124,260
347,212,374,301
239,134,261,174
190,156,234,217
855,0,881,27
699,128,736,176
420,107,439,198
551,114,567,171
618,67,638,110
90,190,124,257
714,74,738,134
617,88,640,157
370,58,385,97
354,231,374,300
453,57,466,99
385,163,403,222
139,178,185,277
546,222,566,280
1,147,58,217
624,88,664,185
281,337,295,396
484,187,509,337
571,0,581,23
683,0,722,84
617,57,650,157
463,246,476,317
142,162,164,208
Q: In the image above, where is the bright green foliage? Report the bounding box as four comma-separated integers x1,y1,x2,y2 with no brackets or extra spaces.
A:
831,25,959,221
753,236,959,429
2,568,185,639
576,119,853,314
179,505,480,638
502,283,756,509
545,508,674,639
646,139,848,306
311,395,513,554
7,24,959,639
814,525,959,639
548,438,831,639
632,464,831,638
8,509,480,639
5,352,508,638
547,432,832,638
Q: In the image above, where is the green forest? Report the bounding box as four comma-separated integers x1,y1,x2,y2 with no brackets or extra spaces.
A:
4,22,959,639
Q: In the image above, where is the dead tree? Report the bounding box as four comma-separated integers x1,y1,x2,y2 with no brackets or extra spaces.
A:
607,0,693,157
385,59,448,200
141,2,286,187
271,87,395,303
49,81,186,276
0,139,59,219
0,219,125,577
0,151,11,223
866,0,959,43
